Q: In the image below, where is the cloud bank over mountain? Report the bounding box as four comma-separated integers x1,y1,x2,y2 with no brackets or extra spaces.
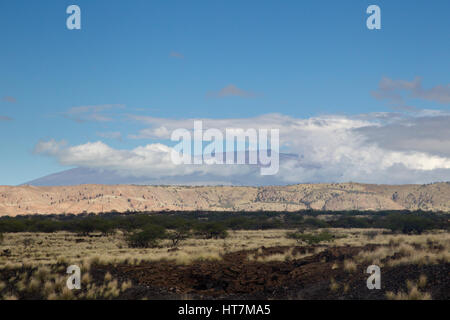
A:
34,110,450,186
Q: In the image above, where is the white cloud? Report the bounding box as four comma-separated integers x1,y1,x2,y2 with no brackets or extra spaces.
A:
36,111,450,185
35,139,256,180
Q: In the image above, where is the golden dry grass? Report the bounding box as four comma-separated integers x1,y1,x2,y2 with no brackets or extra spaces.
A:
0,230,299,269
330,278,339,292
0,228,448,300
353,233,450,267
0,264,135,300
247,247,324,263
386,276,432,300
1,228,449,269
343,259,357,272
0,229,302,300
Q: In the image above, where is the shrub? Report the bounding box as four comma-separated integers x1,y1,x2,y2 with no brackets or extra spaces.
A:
286,231,334,245
23,238,34,248
303,218,329,229
168,224,191,247
30,220,60,233
384,214,435,234
94,219,115,236
331,216,370,228
0,219,26,233
195,222,228,239
330,278,339,292
343,259,357,272
126,224,167,248
364,230,379,240
73,219,97,236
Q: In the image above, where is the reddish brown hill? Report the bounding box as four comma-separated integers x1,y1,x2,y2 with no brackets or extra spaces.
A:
1,182,450,216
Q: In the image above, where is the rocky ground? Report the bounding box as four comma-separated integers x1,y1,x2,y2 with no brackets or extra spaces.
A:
1,230,448,300
91,245,450,300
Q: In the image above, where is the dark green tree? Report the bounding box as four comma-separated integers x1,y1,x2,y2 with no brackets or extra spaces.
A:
126,224,167,248
195,222,228,239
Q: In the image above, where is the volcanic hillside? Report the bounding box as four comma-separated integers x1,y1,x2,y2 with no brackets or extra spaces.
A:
1,182,450,216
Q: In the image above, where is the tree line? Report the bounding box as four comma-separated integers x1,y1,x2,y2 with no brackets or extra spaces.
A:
0,210,447,235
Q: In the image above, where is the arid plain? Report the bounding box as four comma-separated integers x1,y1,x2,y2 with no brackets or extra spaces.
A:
0,183,449,300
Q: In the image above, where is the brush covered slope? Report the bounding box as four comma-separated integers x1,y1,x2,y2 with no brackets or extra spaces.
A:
1,182,450,215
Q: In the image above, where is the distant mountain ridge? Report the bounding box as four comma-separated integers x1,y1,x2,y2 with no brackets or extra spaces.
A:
1,182,450,216
24,152,299,187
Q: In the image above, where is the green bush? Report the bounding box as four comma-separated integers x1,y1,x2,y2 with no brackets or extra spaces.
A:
287,231,334,245
330,216,370,228
0,210,447,236
384,214,435,234
168,225,191,247
0,219,27,233
30,220,60,233
195,222,228,239
94,219,115,236
126,224,167,248
303,218,329,229
364,230,379,239
73,219,97,236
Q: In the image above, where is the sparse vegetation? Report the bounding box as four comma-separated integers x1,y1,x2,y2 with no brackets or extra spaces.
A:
386,277,432,300
330,278,339,292
0,210,448,300
343,260,357,272
384,213,436,234
126,225,167,248
168,223,191,247
194,222,228,239
286,231,334,245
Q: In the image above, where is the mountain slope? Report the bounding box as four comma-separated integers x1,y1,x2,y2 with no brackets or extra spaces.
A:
1,182,450,216
23,152,299,187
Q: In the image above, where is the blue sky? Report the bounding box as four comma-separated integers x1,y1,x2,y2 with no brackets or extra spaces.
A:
1,0,449,185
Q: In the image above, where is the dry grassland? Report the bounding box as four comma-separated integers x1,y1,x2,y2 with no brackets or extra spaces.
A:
0,228,448,300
